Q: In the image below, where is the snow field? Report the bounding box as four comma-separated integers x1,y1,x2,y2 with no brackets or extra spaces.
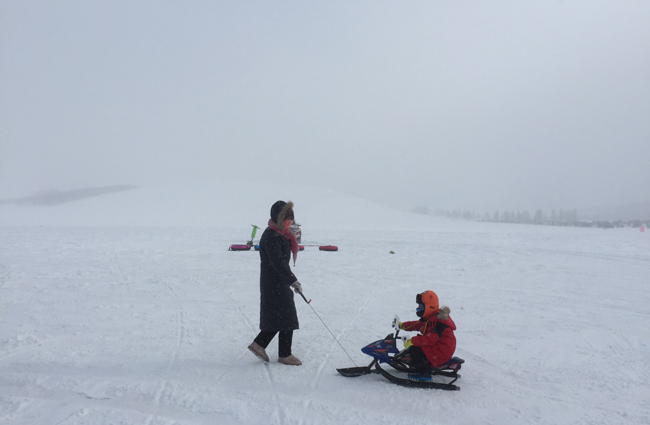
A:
1,222,649,424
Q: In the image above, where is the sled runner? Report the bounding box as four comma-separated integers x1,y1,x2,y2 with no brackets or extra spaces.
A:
336,330,464,391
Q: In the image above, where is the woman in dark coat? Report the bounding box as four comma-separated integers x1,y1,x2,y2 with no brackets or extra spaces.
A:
248,200,303,366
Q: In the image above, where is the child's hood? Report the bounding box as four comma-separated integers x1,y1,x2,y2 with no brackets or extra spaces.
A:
434,306,456,330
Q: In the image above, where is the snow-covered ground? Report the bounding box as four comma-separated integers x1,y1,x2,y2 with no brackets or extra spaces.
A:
1,181,649,424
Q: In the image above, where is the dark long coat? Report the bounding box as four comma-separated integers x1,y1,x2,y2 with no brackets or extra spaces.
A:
258,226,299,331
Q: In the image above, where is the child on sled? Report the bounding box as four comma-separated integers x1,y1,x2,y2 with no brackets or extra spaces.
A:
394,290,457,382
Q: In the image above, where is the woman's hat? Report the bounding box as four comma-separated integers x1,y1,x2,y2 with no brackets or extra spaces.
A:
270,200,294,228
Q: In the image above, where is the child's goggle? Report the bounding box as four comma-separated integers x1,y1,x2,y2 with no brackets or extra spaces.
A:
416,292,426,304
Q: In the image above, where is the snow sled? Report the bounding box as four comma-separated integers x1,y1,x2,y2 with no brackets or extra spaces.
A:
319,245,338,251
229,225,260,251
229,244,252,251
336,328,464,391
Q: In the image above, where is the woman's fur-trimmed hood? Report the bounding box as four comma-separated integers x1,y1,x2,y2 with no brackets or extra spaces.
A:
271,201,294,229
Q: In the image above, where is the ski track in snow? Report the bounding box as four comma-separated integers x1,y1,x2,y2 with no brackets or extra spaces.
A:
145,280,186,425
222,286,286,425
1,223,650,424
295,251,385,425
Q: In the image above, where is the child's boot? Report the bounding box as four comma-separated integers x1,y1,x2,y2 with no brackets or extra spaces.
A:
408,372,432,382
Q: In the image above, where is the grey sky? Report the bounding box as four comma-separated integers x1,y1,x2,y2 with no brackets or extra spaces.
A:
1,1,649,212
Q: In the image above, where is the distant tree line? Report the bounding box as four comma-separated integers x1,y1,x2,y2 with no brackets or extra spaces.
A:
413,207,648,229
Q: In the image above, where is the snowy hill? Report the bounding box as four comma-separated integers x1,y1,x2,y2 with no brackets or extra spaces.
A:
0,179,456,232
1,180,649,424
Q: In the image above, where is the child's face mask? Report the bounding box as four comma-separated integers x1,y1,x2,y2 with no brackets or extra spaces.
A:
416,302,425,317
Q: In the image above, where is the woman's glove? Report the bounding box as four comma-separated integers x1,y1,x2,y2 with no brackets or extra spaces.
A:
403,338,413,349
291,281,302,294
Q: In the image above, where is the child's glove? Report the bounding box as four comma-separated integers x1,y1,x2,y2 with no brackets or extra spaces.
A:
403,338,413,349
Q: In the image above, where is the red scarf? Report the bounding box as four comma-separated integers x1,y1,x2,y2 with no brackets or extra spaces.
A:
267,219,298,265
